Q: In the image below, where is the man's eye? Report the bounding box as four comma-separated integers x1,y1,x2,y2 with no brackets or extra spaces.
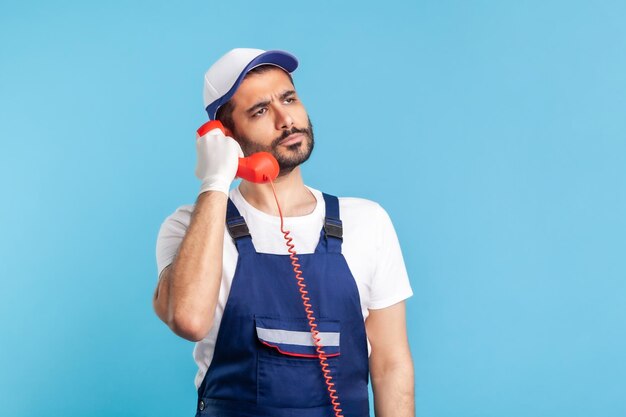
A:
253,108,267,117
284,97,296,104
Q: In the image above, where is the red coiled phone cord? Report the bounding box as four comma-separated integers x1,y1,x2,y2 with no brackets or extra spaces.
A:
269,180,344,417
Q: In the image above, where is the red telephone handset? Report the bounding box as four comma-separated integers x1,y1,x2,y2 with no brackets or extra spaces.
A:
196,120,279,183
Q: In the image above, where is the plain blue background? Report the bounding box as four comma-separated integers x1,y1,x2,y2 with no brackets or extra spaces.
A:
1,1,625,416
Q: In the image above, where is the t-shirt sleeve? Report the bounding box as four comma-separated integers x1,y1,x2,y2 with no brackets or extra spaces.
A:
368,204,413,310
155,205,193,279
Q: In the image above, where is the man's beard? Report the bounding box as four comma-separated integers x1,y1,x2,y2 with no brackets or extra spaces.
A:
235,117,315,177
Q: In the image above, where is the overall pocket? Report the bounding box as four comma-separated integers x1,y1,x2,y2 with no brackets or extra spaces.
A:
254,316,341,407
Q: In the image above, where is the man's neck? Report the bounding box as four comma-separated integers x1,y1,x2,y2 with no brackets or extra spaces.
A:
238,166,317,217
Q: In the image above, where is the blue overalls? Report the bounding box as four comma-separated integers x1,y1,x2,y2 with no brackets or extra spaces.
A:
195,193,370,417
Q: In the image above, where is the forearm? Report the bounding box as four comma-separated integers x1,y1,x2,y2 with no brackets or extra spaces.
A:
371,360,415,417
155,191,227,340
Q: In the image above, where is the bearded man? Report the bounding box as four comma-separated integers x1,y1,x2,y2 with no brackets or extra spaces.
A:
154,48,414,417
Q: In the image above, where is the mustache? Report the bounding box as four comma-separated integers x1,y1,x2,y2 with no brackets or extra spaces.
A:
271,126,311,147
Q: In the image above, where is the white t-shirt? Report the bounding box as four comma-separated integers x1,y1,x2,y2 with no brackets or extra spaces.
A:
155,185,413,389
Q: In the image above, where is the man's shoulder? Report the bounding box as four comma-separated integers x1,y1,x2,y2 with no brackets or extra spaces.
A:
338,197,390,230
172,203,195,215
334,194,389,224
337,195,383,213
309,187,386,218
162,203,196,226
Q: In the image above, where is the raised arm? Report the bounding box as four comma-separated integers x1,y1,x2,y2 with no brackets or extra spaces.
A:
153,191,228,341
153,126,243,341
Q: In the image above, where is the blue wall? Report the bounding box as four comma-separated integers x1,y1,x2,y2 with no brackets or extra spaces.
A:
1,1,625,416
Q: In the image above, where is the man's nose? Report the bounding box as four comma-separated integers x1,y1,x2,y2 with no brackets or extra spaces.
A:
274,106,294,130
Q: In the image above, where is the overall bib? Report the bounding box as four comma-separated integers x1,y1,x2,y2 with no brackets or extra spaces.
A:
195,193,370,417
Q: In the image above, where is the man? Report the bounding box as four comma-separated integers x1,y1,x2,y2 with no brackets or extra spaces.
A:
154,48,414,417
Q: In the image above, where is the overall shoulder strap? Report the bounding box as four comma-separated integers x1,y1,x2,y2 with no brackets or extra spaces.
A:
226,198,255,254
316,193,343,254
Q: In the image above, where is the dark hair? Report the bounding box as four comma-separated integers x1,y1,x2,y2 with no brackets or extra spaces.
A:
215,65,295,134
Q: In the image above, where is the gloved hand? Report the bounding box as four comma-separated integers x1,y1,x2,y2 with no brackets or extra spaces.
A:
195,127,244,196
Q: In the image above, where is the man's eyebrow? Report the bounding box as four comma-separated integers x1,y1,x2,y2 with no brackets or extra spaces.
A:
246,99,271,115
245,90,297,115
280,89,296,100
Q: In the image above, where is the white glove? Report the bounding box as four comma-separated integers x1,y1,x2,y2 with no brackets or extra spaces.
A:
195,127,244,196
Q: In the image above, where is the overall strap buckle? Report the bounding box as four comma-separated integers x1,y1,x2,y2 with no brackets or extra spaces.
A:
322,192,343,244
226,197,252,240
324,217,343,240
227,217,250,239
